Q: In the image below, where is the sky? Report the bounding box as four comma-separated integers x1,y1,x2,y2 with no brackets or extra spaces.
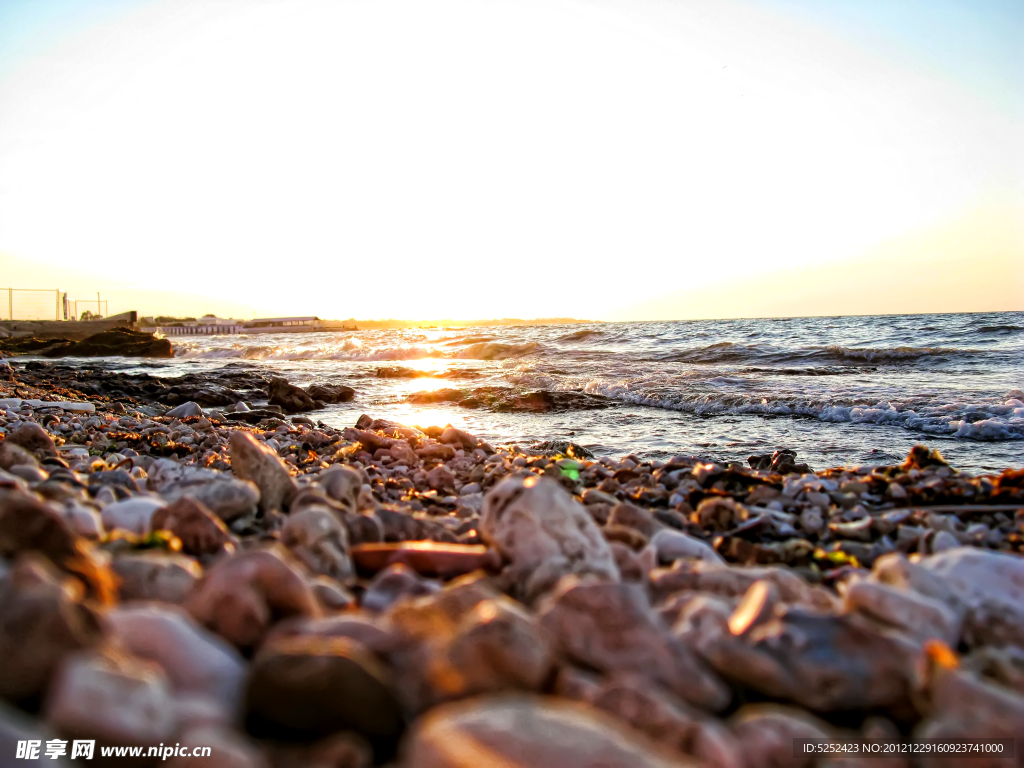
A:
0,0,1021,321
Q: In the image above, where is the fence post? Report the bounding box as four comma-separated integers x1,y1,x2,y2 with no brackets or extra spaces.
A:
7,288,11,321
55,290,60,321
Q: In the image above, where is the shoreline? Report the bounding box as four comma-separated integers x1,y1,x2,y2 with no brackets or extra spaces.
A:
1,355,1023,763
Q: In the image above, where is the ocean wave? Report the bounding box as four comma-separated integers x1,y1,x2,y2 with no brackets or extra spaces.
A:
173,339,541,362
653,341,977,366
557,329,605,342
453,341,541,360
972,324,1023,334
581,378,1024,441
443,335,498,346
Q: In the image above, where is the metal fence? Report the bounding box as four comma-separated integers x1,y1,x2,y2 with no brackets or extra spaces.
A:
1,289,108,321
67,298,108,321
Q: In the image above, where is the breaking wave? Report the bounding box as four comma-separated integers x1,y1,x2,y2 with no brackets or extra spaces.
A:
582,378,1024,441
655,342,978,365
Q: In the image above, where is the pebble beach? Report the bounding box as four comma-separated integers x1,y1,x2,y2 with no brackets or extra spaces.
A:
1,339,1023,767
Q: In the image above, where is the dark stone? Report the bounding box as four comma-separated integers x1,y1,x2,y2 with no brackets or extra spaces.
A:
245,634,404,743
269,377,320,414
747,449,812,474
530,440,595,459
306,383,355,403
35,329,174,358
6,424,57,457
407,387,613,413
86,470,138,492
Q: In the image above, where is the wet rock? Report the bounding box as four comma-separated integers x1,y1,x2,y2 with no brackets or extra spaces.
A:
100,496,164,536
281,506,353,582
409,387,612,413
151,496,237,560
245,633,403,742
112,553,202,603
40,328,174,358
45,649,178,743
306,382,355,403
166,401,204,418
401,694,681,768
530,439,595,459
650,528,724,564
184,549,320,650
537,578,730,712
702,607,919,714
480,475,619,602
268,377,319,413
228,431,298,514
106,604,246,718
0,556,104,705
6,422,57,457
746,449,812,475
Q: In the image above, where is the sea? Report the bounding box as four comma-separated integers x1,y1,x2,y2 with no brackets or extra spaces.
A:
114,312,1023,474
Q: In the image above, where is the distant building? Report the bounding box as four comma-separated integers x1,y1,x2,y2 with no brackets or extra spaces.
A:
242,316,324,333
153,317,246,336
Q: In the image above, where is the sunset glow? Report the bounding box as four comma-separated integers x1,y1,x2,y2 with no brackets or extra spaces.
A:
1,0,1021,320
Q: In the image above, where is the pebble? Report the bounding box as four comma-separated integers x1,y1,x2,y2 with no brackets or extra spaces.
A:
1,366,1023,762
481,475,620,601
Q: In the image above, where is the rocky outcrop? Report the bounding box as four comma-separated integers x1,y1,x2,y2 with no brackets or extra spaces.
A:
2,328,176,358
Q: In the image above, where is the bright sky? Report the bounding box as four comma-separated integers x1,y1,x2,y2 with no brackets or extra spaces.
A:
0,0,1021,321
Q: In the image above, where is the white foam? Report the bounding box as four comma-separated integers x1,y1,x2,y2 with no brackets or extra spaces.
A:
581,377,1024,441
